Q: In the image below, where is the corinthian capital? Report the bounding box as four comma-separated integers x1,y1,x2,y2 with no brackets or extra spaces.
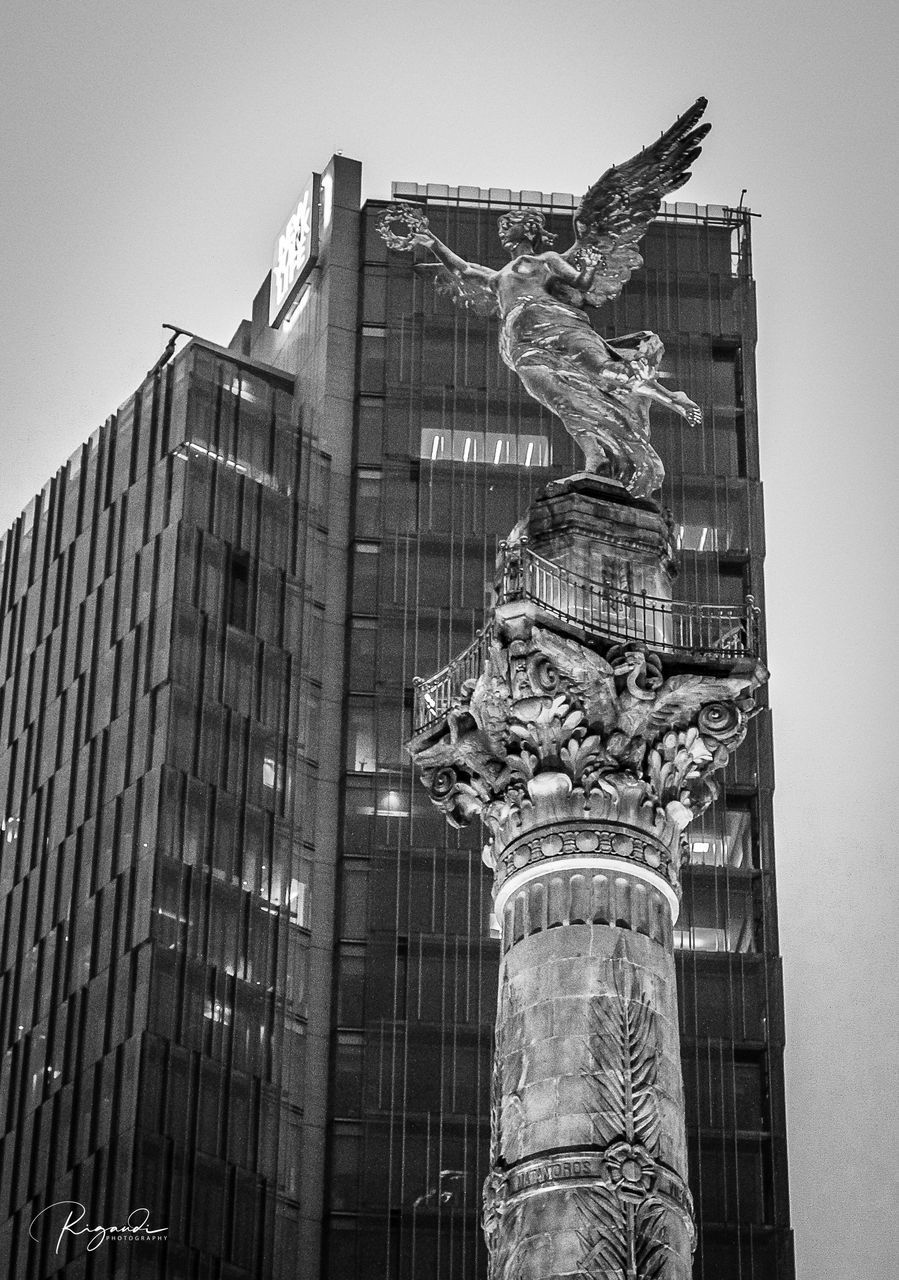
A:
408,607,766,886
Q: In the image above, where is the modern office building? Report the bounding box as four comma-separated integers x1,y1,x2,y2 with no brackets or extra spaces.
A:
0,154,793,1278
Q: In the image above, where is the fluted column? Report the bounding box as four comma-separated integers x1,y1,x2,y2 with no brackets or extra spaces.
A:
408,483,766,1279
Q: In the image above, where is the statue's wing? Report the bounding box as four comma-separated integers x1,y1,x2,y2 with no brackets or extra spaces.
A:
415,263,500,319
565,97,710,306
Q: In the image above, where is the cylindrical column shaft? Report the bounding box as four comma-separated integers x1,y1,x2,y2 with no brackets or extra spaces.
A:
484,835,693,1280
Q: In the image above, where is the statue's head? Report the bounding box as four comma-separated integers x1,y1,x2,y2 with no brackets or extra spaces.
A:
497,208,556,257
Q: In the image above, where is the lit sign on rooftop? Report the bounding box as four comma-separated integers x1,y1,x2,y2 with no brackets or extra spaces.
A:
268,173,321,328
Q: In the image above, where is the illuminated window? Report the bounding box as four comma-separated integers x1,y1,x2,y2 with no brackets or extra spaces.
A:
454,432,482,463
154,904,188,950
419,428,551,468
687,802,753,868
375,788,409,818
288,877,308,928
675,523,719,552
346,699,376,772
204,997,232,1025
675,877,758,953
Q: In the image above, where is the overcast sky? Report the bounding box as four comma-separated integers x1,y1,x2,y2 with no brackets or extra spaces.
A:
2,1,897,1274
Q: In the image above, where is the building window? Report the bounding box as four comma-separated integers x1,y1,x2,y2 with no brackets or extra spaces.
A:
716,561,747,606
362,270,388,325
686,799,755,868
333,1033,364,1116
711,344,741,408
354,470,382,537
360,328,386,394
262,756,279,791
675,875,759,953
356,398,385,465
670,481,750,556
330,1123,363,1211
346,698,376,772
227,551,250,629
286,877,307,928
349,618,378,689
336,948,365,1027
351,544,380,614
339,863,369,940
419,427,551,468
204,995,232,1026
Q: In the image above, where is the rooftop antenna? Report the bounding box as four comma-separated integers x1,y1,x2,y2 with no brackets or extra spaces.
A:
146,324,194,378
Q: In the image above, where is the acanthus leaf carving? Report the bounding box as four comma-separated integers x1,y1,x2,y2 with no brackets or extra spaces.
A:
509,693,585,764
408,620,765,868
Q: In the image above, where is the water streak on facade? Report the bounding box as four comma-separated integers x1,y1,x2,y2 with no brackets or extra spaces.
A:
0,157,793,1278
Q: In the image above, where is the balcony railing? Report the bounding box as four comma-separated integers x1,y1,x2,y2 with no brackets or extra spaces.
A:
413,625,495,732
413,543,760,732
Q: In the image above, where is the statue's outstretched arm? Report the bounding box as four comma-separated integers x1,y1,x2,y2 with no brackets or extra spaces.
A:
411,230,494,282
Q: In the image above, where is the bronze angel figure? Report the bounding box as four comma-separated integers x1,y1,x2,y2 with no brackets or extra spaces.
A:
378,99,711,500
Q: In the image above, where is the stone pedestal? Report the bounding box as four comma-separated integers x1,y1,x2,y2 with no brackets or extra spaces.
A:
509,473,677,603
409,482,767,1279
501,476,679,656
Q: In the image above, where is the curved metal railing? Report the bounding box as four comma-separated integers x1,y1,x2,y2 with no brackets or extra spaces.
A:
413,624,495,733
413,543,760,732
499,543,759,658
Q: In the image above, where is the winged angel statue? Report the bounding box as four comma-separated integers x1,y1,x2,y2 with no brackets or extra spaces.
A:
378,99,711,500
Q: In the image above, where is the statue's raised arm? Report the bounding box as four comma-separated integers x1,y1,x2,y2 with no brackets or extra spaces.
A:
377,100,712,500
377,203,500,317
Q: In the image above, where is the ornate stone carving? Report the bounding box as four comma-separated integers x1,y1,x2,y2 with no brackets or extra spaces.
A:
584,956,661,1154
408,593,762,1279
409,608,766,885
497,822,678,894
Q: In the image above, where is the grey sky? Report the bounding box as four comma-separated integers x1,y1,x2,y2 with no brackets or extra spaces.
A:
2,1,897,1273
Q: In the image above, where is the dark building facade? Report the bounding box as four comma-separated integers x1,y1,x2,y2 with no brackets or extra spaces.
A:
0,155,793,1278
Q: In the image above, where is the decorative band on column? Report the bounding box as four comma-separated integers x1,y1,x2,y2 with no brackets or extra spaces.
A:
494,820,680,896
493,821,681,923
483,1146,696,1273
496,1146,694,1228
497,860,676,949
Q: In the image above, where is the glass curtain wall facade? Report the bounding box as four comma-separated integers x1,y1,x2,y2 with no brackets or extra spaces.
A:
0,341,330,1279
324,188,792,1280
